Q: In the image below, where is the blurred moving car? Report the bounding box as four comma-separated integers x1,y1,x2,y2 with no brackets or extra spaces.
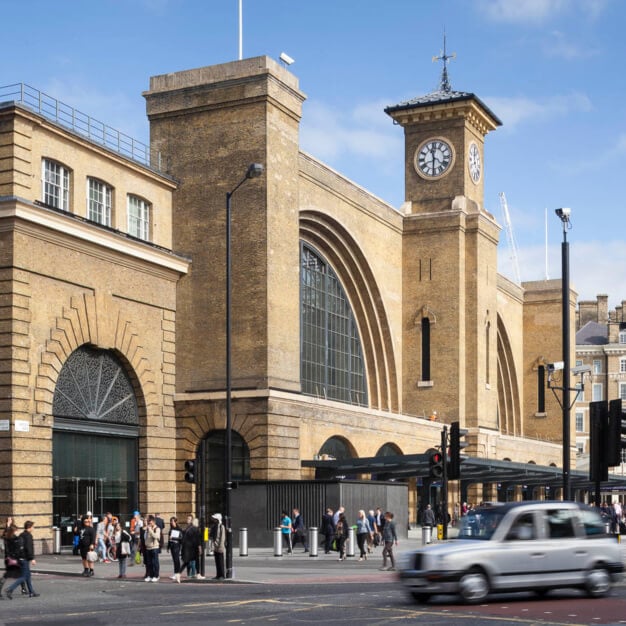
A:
399,501,624,604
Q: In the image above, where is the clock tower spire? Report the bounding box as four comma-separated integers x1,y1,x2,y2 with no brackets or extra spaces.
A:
432,30,456,93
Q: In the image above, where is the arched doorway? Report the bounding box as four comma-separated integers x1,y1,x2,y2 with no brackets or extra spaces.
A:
52,345,139,547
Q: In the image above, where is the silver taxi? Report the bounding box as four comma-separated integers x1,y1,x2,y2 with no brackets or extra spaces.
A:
399,501,624,603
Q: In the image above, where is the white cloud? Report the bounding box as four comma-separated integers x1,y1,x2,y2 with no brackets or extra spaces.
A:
478,0,568,23
41,79,148,144
478,0,609,23
616,134,626,153
543,30,600,59
500,241,626,306
300,99,401,162
484,93,592,130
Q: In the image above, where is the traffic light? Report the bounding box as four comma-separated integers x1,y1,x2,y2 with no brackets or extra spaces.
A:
184,459,196,484
429,451,444,479
607,398,626,467
589,401,608,482
449,421,468,480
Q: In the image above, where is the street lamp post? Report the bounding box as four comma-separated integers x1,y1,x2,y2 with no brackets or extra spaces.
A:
224,162,264,579
555,207,572,501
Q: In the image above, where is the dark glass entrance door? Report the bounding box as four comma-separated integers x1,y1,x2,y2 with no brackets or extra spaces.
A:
53,431,138,547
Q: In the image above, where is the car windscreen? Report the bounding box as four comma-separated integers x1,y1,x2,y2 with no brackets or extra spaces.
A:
456,508,505,540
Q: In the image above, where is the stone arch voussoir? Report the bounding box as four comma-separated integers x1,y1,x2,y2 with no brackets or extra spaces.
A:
35,292,157,416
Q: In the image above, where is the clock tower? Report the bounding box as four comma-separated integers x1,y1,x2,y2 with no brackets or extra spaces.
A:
388,45,503,433
385,45,501,213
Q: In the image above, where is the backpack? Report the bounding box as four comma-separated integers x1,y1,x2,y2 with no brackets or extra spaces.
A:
8,534,25,560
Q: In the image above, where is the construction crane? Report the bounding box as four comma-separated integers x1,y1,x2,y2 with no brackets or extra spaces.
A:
499,192,521,285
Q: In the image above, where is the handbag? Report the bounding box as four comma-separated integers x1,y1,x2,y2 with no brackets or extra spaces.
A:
120,542,131,556
134,549,142,565
5,555,19,567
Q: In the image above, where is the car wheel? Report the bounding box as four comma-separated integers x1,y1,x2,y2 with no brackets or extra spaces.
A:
586,566,610,598
459,568,490,604
410,591,430,604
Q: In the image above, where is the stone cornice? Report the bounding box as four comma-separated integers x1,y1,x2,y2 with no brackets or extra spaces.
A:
0,197,190,277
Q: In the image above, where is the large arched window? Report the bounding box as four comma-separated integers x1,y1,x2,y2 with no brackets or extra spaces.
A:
300,244,367,405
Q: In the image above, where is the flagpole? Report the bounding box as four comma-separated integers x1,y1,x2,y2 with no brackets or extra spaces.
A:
238,0,243,60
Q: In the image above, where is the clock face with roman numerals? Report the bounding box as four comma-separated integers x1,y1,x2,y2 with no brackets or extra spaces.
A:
468,141,481,183
414,138,454,179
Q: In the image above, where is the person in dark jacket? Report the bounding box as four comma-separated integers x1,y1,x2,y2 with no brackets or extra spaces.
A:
79,516,97,577
291,508,309,552
4,521,38,598
181,516,202,579
167,516,183,582
321,508,335,554
335,512,349,561
379,511,398,571
1,523,27,596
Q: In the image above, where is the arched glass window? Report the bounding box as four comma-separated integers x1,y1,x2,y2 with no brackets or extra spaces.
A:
319,436,354,460
376,443,402,457
300,244,367,405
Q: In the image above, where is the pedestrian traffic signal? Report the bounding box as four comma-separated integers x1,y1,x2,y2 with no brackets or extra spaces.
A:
184,459,196,483
449,421,469,480
429,451,444,479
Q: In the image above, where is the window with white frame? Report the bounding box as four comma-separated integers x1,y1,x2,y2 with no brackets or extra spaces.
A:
87,178,112,226
576,442,584,456
593,359,602,374
620,357,626,373
575,359,583,367
620,383,626,401
127,195,150,240
42,159,70,211
620,331,626,344
575,411,584,432
592,383,603,402
576,384,584,403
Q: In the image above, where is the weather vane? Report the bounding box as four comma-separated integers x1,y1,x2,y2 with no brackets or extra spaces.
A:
432,31,456,92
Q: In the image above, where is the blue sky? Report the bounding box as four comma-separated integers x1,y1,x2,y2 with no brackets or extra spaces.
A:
4,0,625,308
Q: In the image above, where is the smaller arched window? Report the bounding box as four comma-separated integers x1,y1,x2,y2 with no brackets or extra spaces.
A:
318,436,354,460
376,443,402,457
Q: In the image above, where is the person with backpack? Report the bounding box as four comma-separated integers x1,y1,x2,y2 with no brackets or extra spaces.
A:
1,523,27,597
3,520,38,599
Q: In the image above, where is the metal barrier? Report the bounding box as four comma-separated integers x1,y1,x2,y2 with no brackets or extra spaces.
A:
347,526,355,557
53,527,61,554
273,527,283,557
308,526,318,557
422,525,432,545
239,528,248,557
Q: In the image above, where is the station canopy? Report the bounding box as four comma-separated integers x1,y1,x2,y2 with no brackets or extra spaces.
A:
302,454,626,491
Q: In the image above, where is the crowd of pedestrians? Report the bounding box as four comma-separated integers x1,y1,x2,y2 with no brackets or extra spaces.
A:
2,502,401,597
279,505,398,571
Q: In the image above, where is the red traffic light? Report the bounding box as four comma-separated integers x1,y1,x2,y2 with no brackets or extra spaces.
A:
429,451,444,479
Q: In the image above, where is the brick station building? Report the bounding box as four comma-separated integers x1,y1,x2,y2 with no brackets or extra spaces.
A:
0,56,575,551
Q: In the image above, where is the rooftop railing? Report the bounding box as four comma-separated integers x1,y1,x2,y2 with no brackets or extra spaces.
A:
0,83,163,172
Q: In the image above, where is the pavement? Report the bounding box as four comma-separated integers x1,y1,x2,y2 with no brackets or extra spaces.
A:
28,529,626,586
31,533,431,585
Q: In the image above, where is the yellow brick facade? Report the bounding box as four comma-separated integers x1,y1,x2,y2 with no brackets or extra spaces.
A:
1,57,578,550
